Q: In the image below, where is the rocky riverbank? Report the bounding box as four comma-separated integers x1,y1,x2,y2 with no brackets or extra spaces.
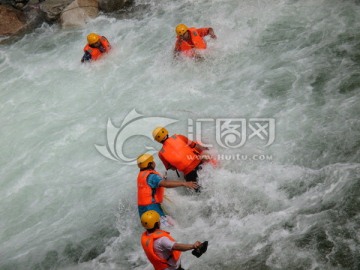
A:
0,0,130,43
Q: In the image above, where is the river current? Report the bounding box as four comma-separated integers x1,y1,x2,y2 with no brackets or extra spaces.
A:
1,0,360,269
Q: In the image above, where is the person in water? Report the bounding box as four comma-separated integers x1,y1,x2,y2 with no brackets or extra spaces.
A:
81,33,111,63
152,127,211,190
173,24,217,60
137,153,198,227
140,210,207,270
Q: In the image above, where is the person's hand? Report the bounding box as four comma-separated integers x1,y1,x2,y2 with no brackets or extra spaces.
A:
183,181,199,190
192,241,202,249
208,28,217,39
195,143,209,152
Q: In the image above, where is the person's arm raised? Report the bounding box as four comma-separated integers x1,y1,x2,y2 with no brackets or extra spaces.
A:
173,241,202,251
159,180,199,190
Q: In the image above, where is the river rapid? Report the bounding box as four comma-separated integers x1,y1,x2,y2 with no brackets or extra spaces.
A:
1,0,360,269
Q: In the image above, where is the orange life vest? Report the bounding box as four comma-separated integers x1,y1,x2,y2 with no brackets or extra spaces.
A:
141,229,181,270
159,135,201,175
83,36,111,61
175,27,207,57
137,170,164,206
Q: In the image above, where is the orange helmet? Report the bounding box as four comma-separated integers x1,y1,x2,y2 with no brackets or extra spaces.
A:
141,210,160,229
152,127,168,143
87,33,100,45
175,24,188,36
137,153,154,169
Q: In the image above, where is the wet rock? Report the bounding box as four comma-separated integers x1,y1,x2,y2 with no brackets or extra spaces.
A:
39,0,73,22
24,3,46,30
7,0,30,10
0,5,26,35
0,0,133,43
98,0,127,12
60,0,98,29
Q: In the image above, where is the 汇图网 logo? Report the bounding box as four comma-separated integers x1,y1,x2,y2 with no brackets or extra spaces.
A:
95,110,275,165
188,118,275,148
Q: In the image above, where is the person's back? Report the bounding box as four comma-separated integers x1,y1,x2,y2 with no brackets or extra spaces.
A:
81,33,111,63
159,134,201,176
154,236,179,266
173,24,216,59
136,154,198,227
141,229,182,270
140,210,206,270
152,127,210,184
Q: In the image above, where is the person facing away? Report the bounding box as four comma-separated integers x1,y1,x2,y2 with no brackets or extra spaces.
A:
152,127,212,188
140,210,203,270
81,33,111,63
137,153,199,227
173,23,217,60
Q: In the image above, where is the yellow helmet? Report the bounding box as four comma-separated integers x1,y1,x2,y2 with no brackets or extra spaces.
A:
141,210,160,229
152,127,168,142
137,153,154,169
175,24,188,36
87,33,100,45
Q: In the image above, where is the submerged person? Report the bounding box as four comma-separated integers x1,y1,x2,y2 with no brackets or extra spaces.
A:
173,24,217,60
137,153,198,227
81,33,111,63
140,210,207,270
152,127,212,191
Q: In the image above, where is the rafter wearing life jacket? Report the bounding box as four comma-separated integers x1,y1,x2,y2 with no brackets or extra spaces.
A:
174,27,209,57
137,170,165,206
159,134,202,176
83,36,111,61
141,229,181,270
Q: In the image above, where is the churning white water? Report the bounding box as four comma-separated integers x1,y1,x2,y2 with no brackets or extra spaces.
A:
1,0,360,269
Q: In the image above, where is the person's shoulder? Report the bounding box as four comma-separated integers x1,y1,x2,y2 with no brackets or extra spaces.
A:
177,134,190,141
147,173,162,184
155,235,175,249
148,171,161,177
155,235,174,244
